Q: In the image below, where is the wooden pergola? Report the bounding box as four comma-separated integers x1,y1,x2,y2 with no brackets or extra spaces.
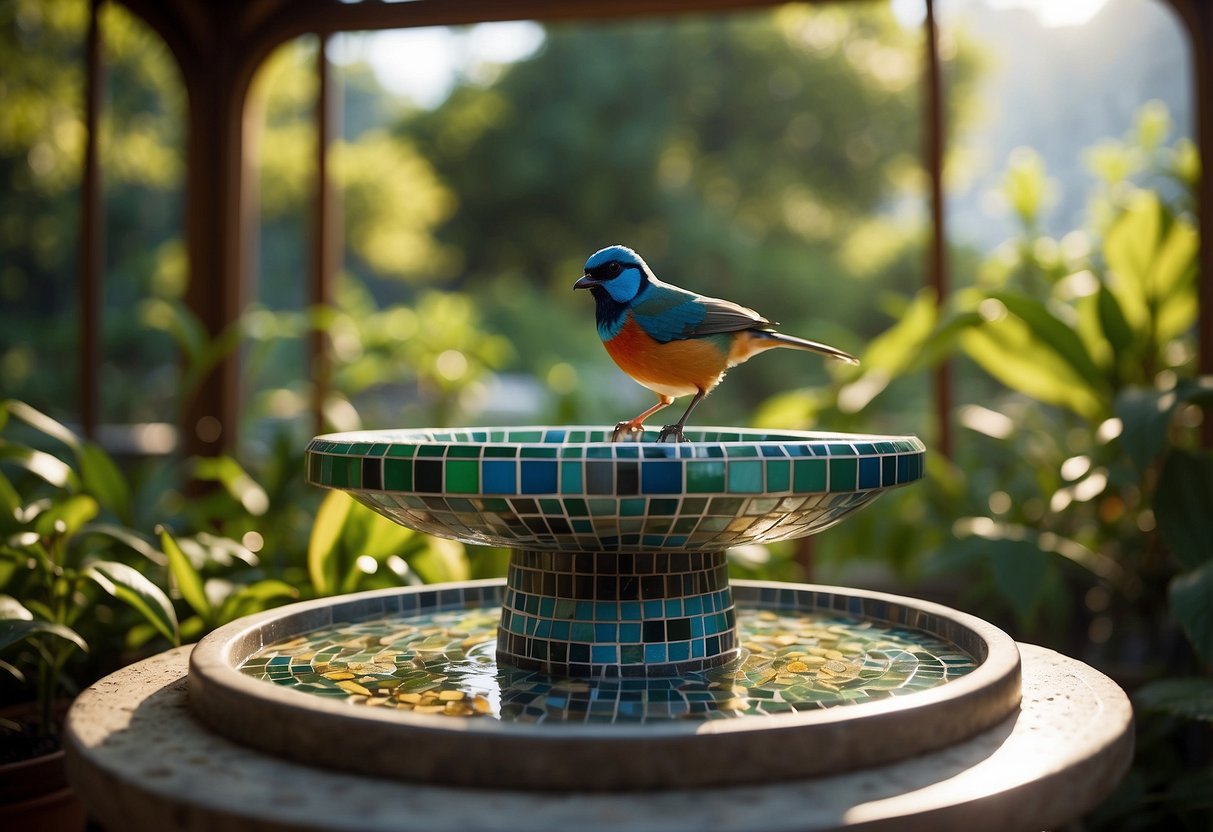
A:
77,0,1213,459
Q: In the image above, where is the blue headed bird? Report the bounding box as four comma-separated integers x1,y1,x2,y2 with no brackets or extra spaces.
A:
573,244,859,442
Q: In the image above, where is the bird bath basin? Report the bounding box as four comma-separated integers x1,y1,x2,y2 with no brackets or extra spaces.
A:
188,426,1022,790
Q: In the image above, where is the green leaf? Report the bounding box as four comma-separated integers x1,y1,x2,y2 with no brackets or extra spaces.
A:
1096,284,1135,362
359,509,418,562
1154,450,1213,571
1169,560,1213,665
2,400,80,450
78,442,132,523
0,441,78,490
1115,386,1178,472
34,494,99,542
86,561,179,646
308,489,352,595
993,291,1106,393
961,321,1103,420
0,471,21,528
81,523,166,566
1103,192,1198,345
986,537,1053,626
1134,677,1213,722
192,456,269,516
161,528,211,623
0,594,32,620
0,618,88,654
407,537,469,585
216,580,298,624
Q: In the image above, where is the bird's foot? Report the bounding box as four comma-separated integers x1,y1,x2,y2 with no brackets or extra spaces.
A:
611,421,644,443
657,425,687,444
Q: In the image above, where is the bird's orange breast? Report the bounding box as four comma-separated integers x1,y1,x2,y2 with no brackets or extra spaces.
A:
604,316,729,396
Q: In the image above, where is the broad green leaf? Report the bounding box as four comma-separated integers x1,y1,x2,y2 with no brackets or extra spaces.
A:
1134,677,1213,723
78,442,132,523
34,494,99,542
0,441,78,490
993,292,1106,392
1104,192,1161,329
308,489,352,595
359,508,418,562
161,528,212,622
1103,192,1197,347
2,400,80,450
407,537,469,585
1169,560,1213,665
0,618,88,653
86,561,179,646
1154,450,1213,571
961,320,1103,420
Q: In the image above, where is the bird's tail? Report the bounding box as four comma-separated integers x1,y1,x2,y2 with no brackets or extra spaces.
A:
748,331,860,365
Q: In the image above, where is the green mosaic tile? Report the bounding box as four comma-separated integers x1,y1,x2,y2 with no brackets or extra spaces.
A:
829,457,858,491
686,461,726,493
445,460,479,494
794,459,827,491
727,461,763,493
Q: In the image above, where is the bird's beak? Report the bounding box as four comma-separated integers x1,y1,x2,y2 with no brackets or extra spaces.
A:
573,273,599,290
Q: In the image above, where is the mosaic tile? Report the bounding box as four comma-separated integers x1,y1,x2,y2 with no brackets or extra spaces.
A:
239,583,978,724
305,427,925,554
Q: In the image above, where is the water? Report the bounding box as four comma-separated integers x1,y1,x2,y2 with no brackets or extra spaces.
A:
240,603,977,724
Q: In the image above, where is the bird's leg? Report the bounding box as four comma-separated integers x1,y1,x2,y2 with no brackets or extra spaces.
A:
658,390,706,444
612,396,674,442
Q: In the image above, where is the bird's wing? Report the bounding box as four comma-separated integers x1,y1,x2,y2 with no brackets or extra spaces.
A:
632,283,769,343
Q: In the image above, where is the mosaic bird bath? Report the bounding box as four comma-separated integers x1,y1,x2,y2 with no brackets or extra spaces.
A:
188,426,1023,790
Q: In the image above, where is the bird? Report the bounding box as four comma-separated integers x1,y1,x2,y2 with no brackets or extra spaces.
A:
573,245,859,443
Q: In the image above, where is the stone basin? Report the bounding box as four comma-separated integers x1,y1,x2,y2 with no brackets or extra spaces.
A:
188,579,1021,791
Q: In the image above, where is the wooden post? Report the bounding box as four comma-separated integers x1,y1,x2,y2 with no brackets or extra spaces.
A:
311,35,339,436
79,0,104,440
924,0,952,459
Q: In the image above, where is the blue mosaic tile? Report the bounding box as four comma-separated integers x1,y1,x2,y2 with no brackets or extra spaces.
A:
305,427,925,554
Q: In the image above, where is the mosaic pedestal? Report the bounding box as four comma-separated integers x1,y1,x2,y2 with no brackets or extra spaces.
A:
304,426,925,677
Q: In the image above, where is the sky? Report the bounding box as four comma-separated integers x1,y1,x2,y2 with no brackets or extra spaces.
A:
334,0,1110,110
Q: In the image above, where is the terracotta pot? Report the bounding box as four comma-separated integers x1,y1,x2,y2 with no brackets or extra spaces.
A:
0,705,87,831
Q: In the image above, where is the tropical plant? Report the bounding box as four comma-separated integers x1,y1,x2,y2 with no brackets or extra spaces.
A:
756,102,1209,827
0,401,178,738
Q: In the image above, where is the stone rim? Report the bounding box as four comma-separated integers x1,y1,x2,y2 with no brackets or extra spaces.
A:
188,579,1022,790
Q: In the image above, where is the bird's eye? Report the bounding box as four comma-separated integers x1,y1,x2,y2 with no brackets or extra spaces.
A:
607,262,622,276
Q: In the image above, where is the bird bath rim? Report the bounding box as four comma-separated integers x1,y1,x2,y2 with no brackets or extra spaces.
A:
305,425,926,555
188,579,1022,790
